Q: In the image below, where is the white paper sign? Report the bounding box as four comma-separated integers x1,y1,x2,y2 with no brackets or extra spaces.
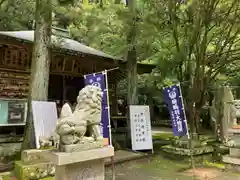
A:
32,101,58,149
130,105,153,151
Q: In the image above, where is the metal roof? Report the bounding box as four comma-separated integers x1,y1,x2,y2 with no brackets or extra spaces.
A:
0,30,119,60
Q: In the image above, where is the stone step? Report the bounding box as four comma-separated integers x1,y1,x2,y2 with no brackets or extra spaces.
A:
222,155,240,165
229,148,240,157
105,150,149,165
0,136,23,143
228,128,240,134
0,142,21,158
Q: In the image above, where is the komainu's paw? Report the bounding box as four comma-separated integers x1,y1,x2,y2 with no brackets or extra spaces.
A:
96,136,104,141
82,136,95,143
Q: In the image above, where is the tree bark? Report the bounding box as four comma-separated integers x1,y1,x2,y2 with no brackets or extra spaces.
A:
125,0,138,147
22,0,52,150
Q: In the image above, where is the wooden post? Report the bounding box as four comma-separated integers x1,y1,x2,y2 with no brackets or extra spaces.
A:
62,76,66,105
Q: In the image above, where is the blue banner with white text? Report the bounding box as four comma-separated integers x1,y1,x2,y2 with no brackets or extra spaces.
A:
163,84,188,136
84,72,110,145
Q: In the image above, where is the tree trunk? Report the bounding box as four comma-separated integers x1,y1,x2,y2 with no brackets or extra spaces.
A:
127,46,138,106
186,63,197,134
125,0,138,147
22,0,52,150
219,87,231,142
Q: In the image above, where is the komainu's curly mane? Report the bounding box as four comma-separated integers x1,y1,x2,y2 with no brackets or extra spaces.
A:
74,85,103,113
56,85,102,128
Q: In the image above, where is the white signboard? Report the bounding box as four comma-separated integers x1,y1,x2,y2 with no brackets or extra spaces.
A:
130,105,153,151
32,101,58,149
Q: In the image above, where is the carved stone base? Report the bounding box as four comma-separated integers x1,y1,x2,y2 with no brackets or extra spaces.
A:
230,148,240,157
21,149,55,163
56,159,104,180
162,145,214,156
59,139,105,152
173,138,202,149
43,146,114,180
222,155,240,166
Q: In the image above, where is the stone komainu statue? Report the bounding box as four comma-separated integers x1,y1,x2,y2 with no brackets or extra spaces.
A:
39,85,104,148
56,85,103,145
231,100,240,126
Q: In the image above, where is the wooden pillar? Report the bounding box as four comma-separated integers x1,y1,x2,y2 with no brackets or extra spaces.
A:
61,76,66,106
109,73,118,116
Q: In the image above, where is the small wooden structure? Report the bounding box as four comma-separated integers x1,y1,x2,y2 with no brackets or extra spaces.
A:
0,29,154,128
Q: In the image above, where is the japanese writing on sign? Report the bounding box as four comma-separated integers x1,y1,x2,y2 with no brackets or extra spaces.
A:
163,84,188,136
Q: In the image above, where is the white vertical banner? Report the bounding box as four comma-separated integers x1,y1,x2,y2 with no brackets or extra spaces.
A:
130,105,153,151
32,101,58,149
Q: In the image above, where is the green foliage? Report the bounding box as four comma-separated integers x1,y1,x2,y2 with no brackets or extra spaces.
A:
69,4,128,57
1,0,240,113
0,0,35,30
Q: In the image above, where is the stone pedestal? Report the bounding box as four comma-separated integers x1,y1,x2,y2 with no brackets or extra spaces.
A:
222,147,240,172
161,135,216,163
222,127,240,172
44,146,114,180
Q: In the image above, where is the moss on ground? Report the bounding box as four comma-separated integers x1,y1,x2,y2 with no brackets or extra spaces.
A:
152,133,174,140
40,177,54,180
203,160,225,169
134,155,196,180
2,176,13,180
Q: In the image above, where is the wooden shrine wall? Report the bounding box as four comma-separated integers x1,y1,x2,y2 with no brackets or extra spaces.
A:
0,45,30,99
0,71,29,99
0,44,117,74
0,43,118,114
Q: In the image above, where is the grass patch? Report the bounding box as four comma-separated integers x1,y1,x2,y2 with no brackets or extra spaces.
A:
152,133,174,140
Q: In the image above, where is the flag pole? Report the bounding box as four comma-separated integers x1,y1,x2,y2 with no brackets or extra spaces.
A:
84,67,119,77
178,83,195,170
104,70,115,180
104,70,112,146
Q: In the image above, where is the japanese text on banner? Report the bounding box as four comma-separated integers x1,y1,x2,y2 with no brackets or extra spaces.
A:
163,84,188,136
84,72,110,145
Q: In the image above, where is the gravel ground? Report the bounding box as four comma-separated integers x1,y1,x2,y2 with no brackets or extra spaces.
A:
105,155,240,180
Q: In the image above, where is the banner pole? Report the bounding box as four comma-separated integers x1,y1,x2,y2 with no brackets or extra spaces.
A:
104,70,115,180
84,67,119,77
104,70,112,146
178,83,195,169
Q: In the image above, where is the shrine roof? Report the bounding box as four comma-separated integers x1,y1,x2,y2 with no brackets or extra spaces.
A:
0,30,118,60
0,30,157,74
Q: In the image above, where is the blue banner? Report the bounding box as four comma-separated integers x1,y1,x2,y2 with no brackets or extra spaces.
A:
163,84,188,136
84,72,110,145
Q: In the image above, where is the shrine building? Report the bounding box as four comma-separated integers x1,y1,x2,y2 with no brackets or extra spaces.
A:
0,28,154,135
